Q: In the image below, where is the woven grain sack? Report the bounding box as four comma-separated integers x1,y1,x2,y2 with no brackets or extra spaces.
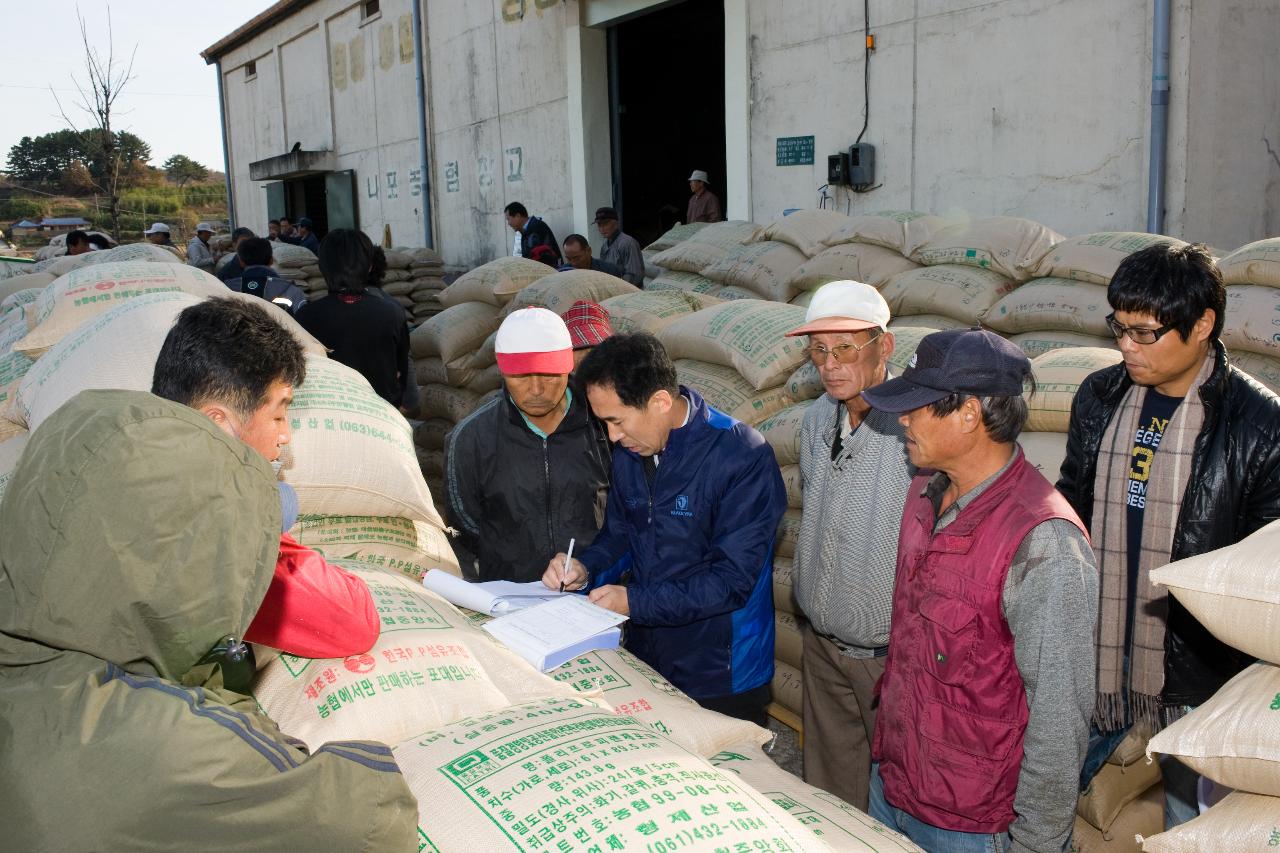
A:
772,660,803,716
1107,730,1150,768
420,383,481,423
0,319,35,423
773,555,797,613
886,325,942,375
0,288,42,315
675,360,793,424
822,210,948,258
1071,782,1162,851
786,243,921,292
660,300,808,390
1010,331,1118,360
775,611,803,670
392,697,830,853
714,285,760,300
880,264,1019,326
1034,232,1186,286
550,647,769,757
463,363,501,394
1232,350,1280,395
1137,791,1279,851
644,220,710,254
781,465,803,509
984,277,1113,336
1223,285,1280,357
756,401,810,465
702,240,808,302
776,507,802,559
0,271,55,302
15,261,229,357
412,418,453,451
887,313,969,331
1150,518,1280,665
1219,237,1280,287
0,432,28,505
649,220,761,273
915,216,1063,281
291,513,459,580
282,356,442,524
711,742,925,853
790,290,815,308
438,257,552,308
648,269,723,294
504,268,638,316
417,447,444,478
785,361,824,401
600,289,720,335
408,301,499,362
1078,756,1162,832
1027,347,1123,432
1019,432,1068,481
254,563,584,750
754,209,854,258
1146,662,1280,797
413,356,474,387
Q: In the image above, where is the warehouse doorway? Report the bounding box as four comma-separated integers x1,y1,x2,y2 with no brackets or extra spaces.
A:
263,170,357,238
607,1,726,247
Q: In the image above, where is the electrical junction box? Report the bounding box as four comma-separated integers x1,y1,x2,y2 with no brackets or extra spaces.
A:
848,143,875,186
827,152,850,186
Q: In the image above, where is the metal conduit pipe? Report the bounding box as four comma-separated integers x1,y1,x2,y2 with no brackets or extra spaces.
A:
412,0,434,248
215,60,237,228
1146,0,1171,234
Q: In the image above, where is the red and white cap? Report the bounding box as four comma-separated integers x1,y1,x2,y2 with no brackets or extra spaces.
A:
495,307,575,375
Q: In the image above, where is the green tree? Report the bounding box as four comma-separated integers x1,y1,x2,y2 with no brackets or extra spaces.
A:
163,154,208,189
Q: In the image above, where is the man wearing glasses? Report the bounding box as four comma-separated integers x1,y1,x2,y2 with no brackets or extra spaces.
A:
781,280,913,811
1057,242,1280,829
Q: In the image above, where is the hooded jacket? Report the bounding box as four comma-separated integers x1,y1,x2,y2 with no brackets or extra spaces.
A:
0,390,417,851
1057,342,1280,706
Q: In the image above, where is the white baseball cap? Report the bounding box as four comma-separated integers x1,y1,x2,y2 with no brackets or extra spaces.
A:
143,222,170,235
688,170,710,184
495,307,574,376
785,280,891,337
196,222,215,233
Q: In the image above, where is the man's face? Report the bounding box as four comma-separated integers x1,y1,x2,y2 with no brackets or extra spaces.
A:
596,219,618,240
67,241,89,255
198,230,212,244
809,329,893,404
586,383,671,457
220,379,294,462
1113,308,1212,392
280,220,294,236
689,180,705,194
898,401,964,471
504,373,569,419
564,242,592,270
268,223,280,239
505,212,526,232
146,232,164,244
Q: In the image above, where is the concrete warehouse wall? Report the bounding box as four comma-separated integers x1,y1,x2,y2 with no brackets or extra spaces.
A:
212,0,1280,267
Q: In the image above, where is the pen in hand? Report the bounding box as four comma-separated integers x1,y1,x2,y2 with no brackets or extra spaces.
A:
560,538,576,593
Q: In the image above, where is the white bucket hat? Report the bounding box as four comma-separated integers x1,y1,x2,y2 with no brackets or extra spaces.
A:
687,170,710,184
143,222,170,235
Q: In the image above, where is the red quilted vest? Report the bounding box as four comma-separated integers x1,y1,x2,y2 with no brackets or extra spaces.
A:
872,450,1085,832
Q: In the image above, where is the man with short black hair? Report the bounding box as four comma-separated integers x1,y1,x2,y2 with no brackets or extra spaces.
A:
277,216,298,244
505,201,561,264
546,332,786,726
295,217,320,254
216,227,257,282
222,237,308,315
561,233,623,277
268,219,282,241
65,230,91,256
863,328,1098,853
1057,241,1280,828
594,207,644,287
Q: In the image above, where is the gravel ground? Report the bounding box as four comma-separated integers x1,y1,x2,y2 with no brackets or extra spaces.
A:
763,717,803,777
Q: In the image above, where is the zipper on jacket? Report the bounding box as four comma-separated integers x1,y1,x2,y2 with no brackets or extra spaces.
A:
543,438,555,555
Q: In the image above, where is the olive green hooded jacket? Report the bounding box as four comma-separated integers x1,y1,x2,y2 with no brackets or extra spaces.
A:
0,390,417,851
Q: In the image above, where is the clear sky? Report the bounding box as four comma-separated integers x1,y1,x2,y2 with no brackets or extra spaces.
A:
0,1,273,173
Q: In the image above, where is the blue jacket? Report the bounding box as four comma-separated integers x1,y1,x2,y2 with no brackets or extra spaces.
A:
579,386,785,699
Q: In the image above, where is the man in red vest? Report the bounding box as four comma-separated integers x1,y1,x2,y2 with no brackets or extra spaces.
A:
861,328,1098,852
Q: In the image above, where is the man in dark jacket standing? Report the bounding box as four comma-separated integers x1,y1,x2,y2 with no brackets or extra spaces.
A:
1057,242,1280,829
445,307,611,583
505,201,561,264
223,237,308,315
545,333,786,726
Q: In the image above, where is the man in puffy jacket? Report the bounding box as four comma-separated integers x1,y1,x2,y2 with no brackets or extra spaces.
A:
545,332,786,726
1057,242,1280,828
223,237,308,315
446,307,611,582
0,389,418,849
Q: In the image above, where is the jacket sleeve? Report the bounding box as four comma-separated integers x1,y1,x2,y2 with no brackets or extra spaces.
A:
1054,382,1090,519
244,534,380,659
629,443,786,627
621,240,645,287
444,418,484,579
578,453,633,586
1242,411,1280,536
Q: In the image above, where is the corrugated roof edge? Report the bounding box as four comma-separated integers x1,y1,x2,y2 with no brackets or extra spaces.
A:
201,0,317,64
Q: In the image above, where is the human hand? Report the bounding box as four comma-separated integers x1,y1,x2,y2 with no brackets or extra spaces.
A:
588,584,629,616
542,554,588,590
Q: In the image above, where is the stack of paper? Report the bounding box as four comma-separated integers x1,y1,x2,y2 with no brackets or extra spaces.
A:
422,569,566,615
483,595,629,672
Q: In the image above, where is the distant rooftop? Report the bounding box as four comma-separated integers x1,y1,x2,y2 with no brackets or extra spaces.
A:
41,217,91,226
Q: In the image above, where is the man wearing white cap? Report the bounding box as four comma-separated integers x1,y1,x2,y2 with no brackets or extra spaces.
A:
444,307,612,583
783,280,913,811
187,222,216,273
144,222,174,246
686,170,722,224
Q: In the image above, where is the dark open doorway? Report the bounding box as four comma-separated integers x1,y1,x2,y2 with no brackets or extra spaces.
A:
608,1,726,248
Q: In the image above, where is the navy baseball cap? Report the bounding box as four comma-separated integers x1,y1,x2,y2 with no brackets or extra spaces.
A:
861,327,1030,413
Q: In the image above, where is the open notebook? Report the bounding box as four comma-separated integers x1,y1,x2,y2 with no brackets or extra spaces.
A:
482,595,628,672
421,569,567,615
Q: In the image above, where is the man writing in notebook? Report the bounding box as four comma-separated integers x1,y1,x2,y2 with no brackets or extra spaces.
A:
543,332,787,726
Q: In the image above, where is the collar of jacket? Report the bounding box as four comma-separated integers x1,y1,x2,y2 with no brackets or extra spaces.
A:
652,385,707,462
239,264,278,283
502,379,590,436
